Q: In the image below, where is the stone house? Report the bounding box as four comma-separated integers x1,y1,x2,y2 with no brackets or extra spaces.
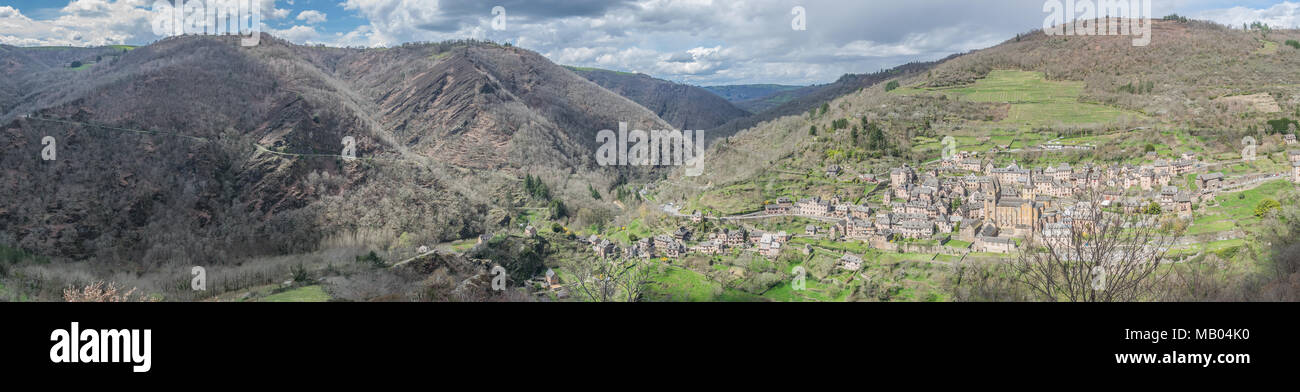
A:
840,254,864,271
974,236,1016,254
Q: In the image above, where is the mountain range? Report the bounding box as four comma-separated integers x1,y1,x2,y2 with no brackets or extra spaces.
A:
3,18,1300,301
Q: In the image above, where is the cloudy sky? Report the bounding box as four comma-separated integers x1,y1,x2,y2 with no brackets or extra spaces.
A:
2,0,1299,85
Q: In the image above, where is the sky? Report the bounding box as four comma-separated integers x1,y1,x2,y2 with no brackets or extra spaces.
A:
2,0,1299,86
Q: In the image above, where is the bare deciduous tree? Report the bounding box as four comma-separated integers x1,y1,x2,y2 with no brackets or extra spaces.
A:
63,281,154,302
1014,190,1181,302
566,257,654,302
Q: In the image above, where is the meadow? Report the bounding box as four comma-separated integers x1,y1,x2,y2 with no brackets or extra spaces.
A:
893,70,1144,128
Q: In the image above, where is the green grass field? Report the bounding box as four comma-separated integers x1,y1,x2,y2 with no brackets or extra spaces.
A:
761,270,855,302
262,285,331,302
894,70,1141,127
643,265,763,302
1204,180,1292,225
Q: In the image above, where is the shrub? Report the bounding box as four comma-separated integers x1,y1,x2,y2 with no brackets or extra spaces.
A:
1288,40,1300,50
291,263,313,284
549,199,568,220
1266,118,1298,134
356,251,386,269
1256,199,1281,217
885,80,900,91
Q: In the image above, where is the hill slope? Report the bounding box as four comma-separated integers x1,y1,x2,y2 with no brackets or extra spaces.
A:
568,67,751,130
0,35,669,268
706,60,942,142
702,84,811,113
658,19,1300,211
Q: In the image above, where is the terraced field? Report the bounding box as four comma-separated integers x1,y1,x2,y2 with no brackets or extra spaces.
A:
894,70,1143,127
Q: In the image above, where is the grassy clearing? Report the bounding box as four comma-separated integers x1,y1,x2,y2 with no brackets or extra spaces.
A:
1186,219,1236,235
261,285,331,302
607,218,656,245
1170,238,1249,259
1256,39,1279,55
894,70,1141,127
761,271,855,302
1204,180,1292,225
643,265,763,302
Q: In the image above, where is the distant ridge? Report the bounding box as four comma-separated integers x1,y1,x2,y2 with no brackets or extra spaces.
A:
567,66,751,131
706,59,946,142
702,84,810,113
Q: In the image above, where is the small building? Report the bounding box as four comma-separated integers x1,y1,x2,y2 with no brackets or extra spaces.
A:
593,239,616,258
544,269,561,289
974,236,1016,254
524,225,537,238
1041,223,1071,250
899,220,933,239
1198,172,1224,192
763,241,783,258
958,219,981,242
672,227,693,242
691,210,703,223
805,225,818,236
1175,193,1194,217
839,254,864,271
694,240,722,255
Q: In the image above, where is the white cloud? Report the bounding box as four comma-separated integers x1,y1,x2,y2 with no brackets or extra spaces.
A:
296,10,326,24
325,0,1058,84
262,0,291,20
269,24,320,42
1194,1,1300,29
0,0,156,47
0,6,29,20
7,0,1298,85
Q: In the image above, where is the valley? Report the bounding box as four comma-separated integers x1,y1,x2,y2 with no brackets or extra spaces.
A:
2,19,1299,302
